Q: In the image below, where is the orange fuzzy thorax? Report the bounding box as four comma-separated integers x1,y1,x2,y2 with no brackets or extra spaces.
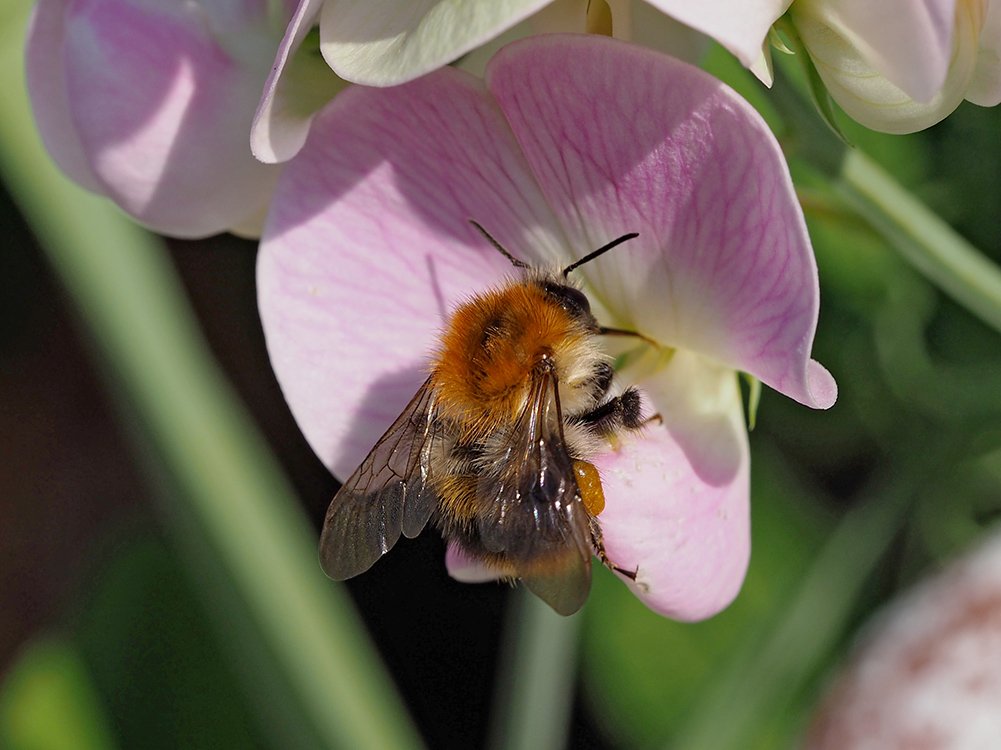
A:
431,281,588,435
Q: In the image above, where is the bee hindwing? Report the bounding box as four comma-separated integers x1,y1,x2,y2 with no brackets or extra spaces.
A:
319,377,442,580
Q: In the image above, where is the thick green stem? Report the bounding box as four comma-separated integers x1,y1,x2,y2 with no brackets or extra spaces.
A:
835,149,1001,335
767,52,1001,334
488,590,581,750
0,8,420,749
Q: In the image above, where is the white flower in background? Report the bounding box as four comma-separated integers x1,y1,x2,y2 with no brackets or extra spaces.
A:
787,0,1001,133
253,0,1001,162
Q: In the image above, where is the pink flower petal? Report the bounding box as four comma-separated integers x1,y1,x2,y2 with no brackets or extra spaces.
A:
25,0,102,192
805,532,1001,748
259,67,567,478
58,0,280,237
259,36,822,620
487,35,835,409
595,351,750,620
642,0,789,67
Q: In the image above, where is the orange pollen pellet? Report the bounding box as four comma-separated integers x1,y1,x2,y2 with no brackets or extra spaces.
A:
574,460,605,516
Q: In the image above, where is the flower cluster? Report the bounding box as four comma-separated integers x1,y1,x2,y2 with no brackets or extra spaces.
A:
29,1,1000,238
29,0,998,619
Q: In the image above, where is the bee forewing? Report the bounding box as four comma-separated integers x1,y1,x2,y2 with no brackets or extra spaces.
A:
474,370,594,613
318,378,441,580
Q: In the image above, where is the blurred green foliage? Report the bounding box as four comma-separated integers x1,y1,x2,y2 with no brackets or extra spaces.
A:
0,637,116,750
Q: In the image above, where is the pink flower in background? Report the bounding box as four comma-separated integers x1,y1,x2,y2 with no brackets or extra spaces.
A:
26,0,299,237
257,35,836,619
806,531,1001,748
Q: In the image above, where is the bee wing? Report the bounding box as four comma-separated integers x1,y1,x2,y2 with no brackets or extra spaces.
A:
319,376,443,580
475,371,593,615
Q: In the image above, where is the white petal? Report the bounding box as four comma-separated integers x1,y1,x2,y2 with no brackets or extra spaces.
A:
794,0,957,103
749,42,776,87
320,0,552,85
642,0,790,66
968,0,1001,106
794,0,984,132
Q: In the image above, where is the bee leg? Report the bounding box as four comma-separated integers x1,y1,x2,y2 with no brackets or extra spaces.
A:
598,326,660,349
589,516,638,580
575,386,645,435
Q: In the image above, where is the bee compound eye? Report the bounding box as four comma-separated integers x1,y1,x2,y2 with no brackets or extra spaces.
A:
542,282,592,320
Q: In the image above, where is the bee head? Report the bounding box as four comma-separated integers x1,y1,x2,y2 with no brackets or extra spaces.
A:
539,278,594,326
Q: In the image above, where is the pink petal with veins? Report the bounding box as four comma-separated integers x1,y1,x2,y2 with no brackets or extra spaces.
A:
488,35,835,409
259,67,566,478
259,36,829,618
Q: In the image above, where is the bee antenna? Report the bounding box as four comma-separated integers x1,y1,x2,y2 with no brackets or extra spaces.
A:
562,233,639,278
469,220,530,269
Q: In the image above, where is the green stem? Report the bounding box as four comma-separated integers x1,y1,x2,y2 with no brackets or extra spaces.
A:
768,53,1001,335
0,9,420,750
835,149,1001,335
488,590,581,750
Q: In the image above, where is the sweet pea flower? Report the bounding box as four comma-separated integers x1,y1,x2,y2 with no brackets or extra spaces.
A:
806,531,1001,748
787,0,1001,133
250,0,706,162
257,0,1000,160
639,0,1001,132
258,35,836,619
26,0,304,237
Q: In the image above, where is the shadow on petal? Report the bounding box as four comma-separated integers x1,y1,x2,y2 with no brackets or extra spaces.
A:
654,370,743,488
326,361,429,480
626,349,745,488
264,66,565,269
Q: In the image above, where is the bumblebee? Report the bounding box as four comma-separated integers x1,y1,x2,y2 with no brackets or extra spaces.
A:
319,223,647,615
